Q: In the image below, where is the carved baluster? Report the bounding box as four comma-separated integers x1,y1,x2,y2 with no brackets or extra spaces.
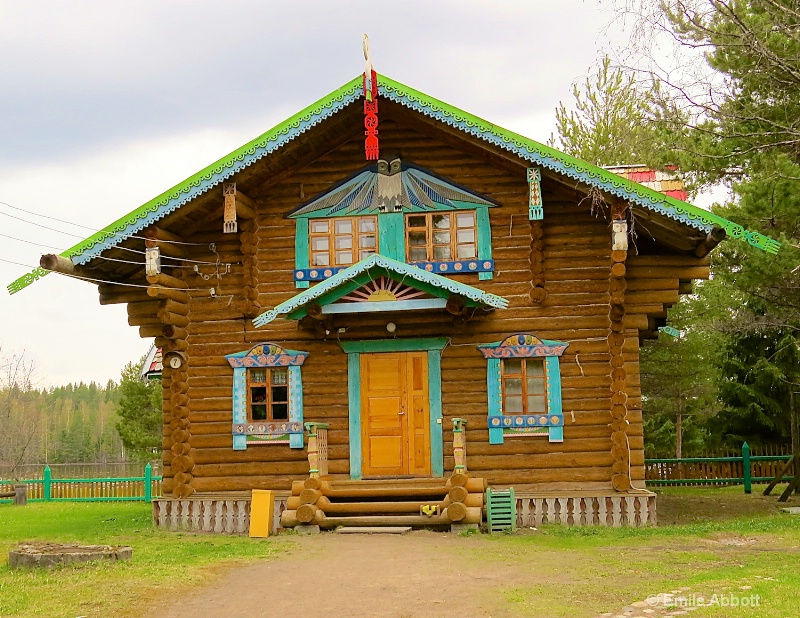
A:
304,422,330,479
452,418,468,473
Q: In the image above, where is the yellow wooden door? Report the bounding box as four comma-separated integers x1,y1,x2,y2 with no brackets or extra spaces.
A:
361,352,430,477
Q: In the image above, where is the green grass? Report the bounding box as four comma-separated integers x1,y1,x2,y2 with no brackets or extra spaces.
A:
472,486,800,617
0,502,285,618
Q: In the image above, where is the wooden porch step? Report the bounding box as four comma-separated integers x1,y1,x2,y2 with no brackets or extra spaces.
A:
321,514,451,528
335,526,412,534
323,485,449,500
318,497,444,515
327,477,449,488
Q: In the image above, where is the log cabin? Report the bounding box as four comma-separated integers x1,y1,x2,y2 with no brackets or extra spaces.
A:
8,71,780,531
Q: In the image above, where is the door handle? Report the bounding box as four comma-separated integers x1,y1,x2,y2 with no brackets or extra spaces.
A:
398,411,406,415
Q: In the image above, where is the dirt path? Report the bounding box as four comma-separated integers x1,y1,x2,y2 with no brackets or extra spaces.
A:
150,531,522,618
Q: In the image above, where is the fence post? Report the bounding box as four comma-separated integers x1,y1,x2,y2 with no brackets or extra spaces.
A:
43,465,52,501
144,463,152,502
743,441,751,494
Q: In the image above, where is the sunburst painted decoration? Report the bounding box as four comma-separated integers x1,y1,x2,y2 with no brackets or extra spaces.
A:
341,276,430,303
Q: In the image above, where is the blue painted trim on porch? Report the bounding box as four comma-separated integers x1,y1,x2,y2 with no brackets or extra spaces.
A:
339,337,448,354
347,353,363,479
427,349,444,477
322,298,447,315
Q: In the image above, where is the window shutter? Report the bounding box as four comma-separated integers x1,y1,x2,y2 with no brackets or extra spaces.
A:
232,367,247,451
294,218,310,288
487,358,504,444
476,206,493,281
288,365,304,449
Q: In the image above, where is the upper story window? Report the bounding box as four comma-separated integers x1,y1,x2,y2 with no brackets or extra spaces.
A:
405,211,477,262
248,367,289,422
309,217,377,267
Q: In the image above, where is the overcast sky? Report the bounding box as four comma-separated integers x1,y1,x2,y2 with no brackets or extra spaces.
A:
1,1,632,387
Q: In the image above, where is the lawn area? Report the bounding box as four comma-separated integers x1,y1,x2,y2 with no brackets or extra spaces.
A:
0,487,798,618
484,485,800,617
0,502,285,618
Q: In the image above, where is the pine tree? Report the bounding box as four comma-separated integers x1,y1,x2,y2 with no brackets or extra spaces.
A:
115,360,162,462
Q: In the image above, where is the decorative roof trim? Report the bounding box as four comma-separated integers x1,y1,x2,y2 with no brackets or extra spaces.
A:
252,253,508,327
8,73,779,295
376,75,780,256
7,77,365,295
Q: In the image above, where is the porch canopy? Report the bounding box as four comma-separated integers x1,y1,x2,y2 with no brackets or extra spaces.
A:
252,253,508,327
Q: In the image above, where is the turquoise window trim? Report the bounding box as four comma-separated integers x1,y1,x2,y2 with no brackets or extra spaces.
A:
482,335,567,444
288,365,304,449
487,358,503,445
229,344,308,450
294,218,310,289
344,340,445,479
378,212,404,260
476,206,493,281
232,367,247,451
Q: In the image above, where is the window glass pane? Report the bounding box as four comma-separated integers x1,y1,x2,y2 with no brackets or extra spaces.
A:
408,231,427,246
505,396,523,414
271,368,288,385
251,386,267,402
312,253,330,266
457,229,475,244
335,236,353,249
432,231,451,244
456,212,475,228
433,245,452,260
527,377,545,395
360,249,376,259
271,403,289,421
409,247,427,262
527,361,545,377
335,219,352,234
250,369,266,383
360,235,376,248
335,251,353,264
456,244,476,259
504,359,523,375
432,214,451,229
504,377,523,396
527,396,546,413
311,237,329,251
359,218,376,233
407,215,426,228
310,220,329,233
271,385,288,403
251,405,267,421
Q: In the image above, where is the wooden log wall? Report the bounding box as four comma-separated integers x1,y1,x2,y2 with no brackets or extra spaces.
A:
147,100,712,496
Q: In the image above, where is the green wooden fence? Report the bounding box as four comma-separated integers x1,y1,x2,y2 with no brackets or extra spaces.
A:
645,442,795,493
0,464,162,503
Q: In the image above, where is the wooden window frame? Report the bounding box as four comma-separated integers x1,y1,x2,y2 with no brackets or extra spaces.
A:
404,211,477,263
308,216,378,268
246,367,290,423
500,358,548,416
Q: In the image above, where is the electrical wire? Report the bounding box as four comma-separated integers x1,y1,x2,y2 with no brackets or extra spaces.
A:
0,257,214,293
0,200,208,246
0,210,227,266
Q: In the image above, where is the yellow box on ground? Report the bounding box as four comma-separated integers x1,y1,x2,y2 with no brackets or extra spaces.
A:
249,489,274,537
